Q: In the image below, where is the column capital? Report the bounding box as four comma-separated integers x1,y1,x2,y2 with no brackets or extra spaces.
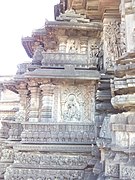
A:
40,84,55,94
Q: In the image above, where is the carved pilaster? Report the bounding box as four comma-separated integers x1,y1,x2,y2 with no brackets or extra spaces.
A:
15,83,28,122
40,84,55,122
80,36,88,54
58,35,68,53
119,1,127,57
103,13,121,72
124,0,135,52
28,80,40,122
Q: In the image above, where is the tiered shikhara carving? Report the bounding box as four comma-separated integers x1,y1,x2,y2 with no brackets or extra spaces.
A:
1,0,135,179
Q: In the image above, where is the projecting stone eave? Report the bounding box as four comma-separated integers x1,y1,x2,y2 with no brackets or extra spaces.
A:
45,20,103,31
24,68,100,80
21,36,35,58
2,80,19,94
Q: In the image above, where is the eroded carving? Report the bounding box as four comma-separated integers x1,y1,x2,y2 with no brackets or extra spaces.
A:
105,21,122,68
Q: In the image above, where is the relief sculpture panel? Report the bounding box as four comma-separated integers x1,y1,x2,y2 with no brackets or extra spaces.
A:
63,94,81,122
60,84,95,123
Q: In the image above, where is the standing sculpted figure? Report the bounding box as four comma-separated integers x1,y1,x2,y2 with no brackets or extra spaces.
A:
63,94,80,122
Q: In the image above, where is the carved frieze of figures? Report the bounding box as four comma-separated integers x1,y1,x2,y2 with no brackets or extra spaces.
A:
105,21,125,68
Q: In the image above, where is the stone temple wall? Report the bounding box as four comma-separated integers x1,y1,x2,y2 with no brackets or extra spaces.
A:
0,0,135,179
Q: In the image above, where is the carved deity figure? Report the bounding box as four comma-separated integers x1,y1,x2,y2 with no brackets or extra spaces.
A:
63,94,80,122
89,44,99,66
105,21,123,68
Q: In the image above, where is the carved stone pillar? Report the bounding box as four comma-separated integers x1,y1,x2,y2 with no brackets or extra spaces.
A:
80,37,88,54
58,36,68,53
28,80,40,122
40,84,55,122
124,0,135,52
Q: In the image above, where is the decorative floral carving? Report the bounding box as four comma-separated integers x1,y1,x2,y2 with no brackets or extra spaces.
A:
120,166,135,179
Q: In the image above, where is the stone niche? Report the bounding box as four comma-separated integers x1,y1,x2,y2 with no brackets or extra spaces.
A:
57,82,95,123
40,80,96,123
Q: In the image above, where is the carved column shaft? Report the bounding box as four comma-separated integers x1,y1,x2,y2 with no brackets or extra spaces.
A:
58,36,68,53
28,81,40,122
18,89,28,112
16,83,28,122
80,37,88,54
40,84,55,122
